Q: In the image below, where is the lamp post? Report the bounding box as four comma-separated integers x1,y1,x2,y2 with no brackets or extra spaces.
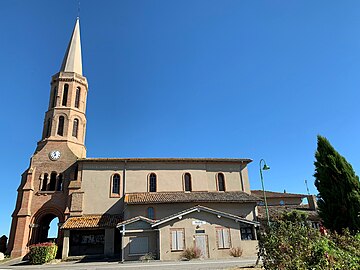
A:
259,159,270,227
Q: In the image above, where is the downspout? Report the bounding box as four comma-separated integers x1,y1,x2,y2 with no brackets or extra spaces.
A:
122,160,127,200
121,160,127,262
240,163,245,192
120,224,125,263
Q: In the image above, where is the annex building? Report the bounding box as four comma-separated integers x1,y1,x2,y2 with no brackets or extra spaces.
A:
8,19,261,261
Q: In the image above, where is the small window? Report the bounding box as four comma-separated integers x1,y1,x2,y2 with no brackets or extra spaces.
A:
75,87,81,108
72,118,79,138
49,172,57,191
217,173,226,191
216,227,231,249
149,173,157,192
62,84,69,106
41,173,48,191
46,118,52,138
240,226,253,240
51,87,57,108
112,174,120,195
57,116,64,136
184,173,192,192
57,173,63,191
279,200,285,206
171,229,185,251
147,207,155,219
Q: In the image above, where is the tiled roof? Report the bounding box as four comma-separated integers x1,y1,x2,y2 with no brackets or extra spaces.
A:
257,205,320,222
61,214,123,229
78,157,252,163
251,190,307,199
152,205,260,227
125,191,261,204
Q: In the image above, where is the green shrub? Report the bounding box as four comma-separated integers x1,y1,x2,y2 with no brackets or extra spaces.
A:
259,211,360,270
28,242,57,265
181,246,201,260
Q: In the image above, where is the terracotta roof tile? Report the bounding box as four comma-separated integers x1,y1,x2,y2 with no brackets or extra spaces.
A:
257,205,320,222
79,157,252,163
61,214,123,229
125,191,260,204
251,190,307,199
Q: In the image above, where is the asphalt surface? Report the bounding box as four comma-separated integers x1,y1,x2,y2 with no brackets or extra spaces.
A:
0,257,260,270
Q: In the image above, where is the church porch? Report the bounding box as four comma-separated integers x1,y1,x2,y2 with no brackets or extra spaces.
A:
61,214,122,259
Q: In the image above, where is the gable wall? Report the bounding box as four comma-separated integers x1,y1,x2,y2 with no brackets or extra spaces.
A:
126,202,256,221
157,211,258,260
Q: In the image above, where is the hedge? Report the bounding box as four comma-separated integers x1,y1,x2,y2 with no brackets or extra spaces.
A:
28,242,57,264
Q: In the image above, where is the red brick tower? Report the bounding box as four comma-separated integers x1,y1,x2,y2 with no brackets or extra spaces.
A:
7,18,88,258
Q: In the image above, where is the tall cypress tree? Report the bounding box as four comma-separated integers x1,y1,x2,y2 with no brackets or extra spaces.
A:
314,135,360,233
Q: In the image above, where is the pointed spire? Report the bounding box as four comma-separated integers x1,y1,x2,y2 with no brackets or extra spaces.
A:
60,18,83,75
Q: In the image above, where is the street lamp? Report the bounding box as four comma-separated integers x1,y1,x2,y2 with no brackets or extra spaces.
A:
259,159,270,227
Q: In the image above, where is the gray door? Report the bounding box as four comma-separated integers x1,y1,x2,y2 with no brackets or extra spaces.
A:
195,235,208,258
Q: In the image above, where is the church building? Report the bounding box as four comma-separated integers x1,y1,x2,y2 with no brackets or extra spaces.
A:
8,19,260,261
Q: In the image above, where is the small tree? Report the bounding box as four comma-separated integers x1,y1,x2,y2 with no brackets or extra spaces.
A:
314,135,360,233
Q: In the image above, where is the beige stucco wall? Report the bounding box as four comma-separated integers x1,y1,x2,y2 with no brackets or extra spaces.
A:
157,211,258,261
125,202,257,221
81,163,125,215
81,161,251,215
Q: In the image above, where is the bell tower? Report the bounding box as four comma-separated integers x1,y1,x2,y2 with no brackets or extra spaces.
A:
8,18,88,258
38,18,88,158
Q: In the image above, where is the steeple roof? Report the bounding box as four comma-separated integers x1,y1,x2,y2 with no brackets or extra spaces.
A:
60,18,83,75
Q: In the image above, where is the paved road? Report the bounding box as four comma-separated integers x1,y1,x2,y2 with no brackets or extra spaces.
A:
0,257,260,270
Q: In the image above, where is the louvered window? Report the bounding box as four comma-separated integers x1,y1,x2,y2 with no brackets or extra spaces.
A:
57,116,64,136
216,227,231,249
75,87,81,108
62,84,69,106
72,118,79,138
171,229,184,251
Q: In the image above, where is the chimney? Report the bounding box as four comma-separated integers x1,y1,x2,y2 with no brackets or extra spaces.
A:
307,195,318,210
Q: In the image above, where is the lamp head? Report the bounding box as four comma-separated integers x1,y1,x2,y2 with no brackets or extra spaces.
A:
263,164,270,170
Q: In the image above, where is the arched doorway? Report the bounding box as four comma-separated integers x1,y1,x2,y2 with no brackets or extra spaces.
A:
37,214,59,243
30,208,64,257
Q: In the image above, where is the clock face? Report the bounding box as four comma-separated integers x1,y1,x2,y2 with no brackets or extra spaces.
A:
49,150,61,161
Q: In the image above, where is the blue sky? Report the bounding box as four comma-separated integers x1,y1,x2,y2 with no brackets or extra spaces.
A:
1,0,360,237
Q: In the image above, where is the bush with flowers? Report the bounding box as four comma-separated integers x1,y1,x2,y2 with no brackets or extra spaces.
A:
28,242,57,264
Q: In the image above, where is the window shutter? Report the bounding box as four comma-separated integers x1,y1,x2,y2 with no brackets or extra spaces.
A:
223,229,230,248
177,230,184,250
171,231,177,250
217,229,224,248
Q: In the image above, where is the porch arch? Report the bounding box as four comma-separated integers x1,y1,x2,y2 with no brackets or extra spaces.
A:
29,207,65,247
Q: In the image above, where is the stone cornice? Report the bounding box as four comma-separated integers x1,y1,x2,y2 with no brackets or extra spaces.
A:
52,77,88,90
